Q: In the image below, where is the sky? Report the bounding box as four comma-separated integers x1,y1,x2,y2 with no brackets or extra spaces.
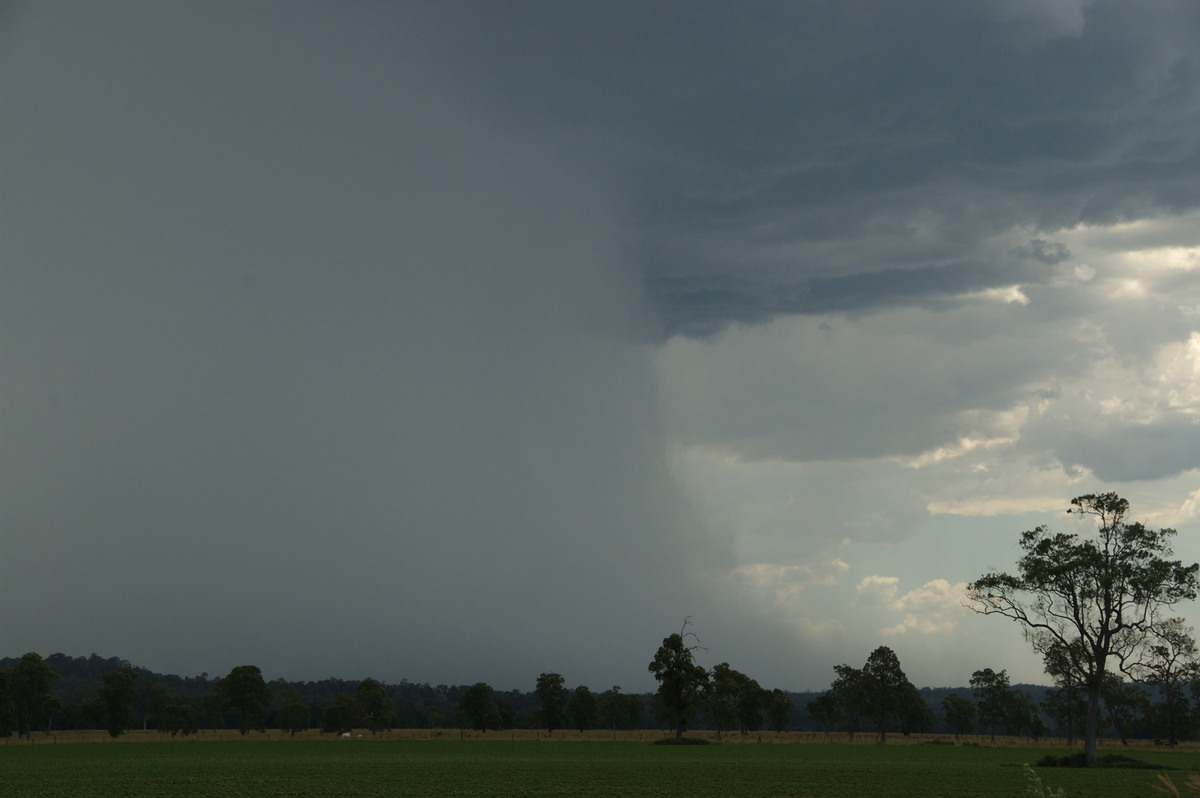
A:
5,0,1200,693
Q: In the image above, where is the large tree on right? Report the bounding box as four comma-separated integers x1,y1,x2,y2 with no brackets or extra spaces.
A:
968,493,1199,765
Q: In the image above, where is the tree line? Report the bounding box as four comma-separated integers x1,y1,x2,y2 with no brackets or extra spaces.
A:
0,646,1194,744
3,492,1196,760
0,653,661,739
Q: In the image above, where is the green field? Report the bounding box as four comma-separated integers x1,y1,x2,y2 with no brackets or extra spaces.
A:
3,737,1198,797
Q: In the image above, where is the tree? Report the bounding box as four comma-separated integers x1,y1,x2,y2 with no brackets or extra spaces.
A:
456,683,496,732
495,698,515,730
356,678,391,734
648,621,710,739
159,703,198,736
968,493,1200,765
767,689,793,733
1129,617,1199,745
969,668,1012,743
1042,684,1087,743
1100,672,1146,746
808,665,863,741
323,693,361,734
598,686,642,731
567,685,598,732
276,683,310,736
96,666,137,738
1005,691,1041,739
899,683,934,735
535,673,568,733
11,653,57,739
0,668,15,737
218,665,272,734
201,690,226,731
701,663,765,737
146,684,175,731
733,673,766,734
857,646,918,743
941,693,975,739
704,663,741,739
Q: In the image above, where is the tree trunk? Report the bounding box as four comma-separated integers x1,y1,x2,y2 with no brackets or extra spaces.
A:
1084,681,1101,766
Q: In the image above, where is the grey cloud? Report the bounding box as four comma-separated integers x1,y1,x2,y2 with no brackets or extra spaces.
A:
1040,415,1200,482
448,1,1200,337
657,301,1074,464
1015,239,1071,265
649,259,1046,338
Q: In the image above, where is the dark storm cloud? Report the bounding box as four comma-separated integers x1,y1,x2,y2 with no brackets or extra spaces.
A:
1,1,786,688
442,0,1200,336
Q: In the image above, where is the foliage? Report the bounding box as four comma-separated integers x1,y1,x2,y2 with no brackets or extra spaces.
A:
0,668,14,737
598,686,643,730
940,693,974,737
968,493,1200,765
322,693,361,734
158,703,198,736
899,682,935,735
648,620,710,739
568,685,598,732
456,682,498,732
355,678,391,734
1099,672,1147,746
766,688,793,732
535,672,568,732
970,668,1041,739
95,666,137,738
705,663,764,738
858,646,920,742
1042,684,1086,742
11,652,58,739
1042,645,1088,744
1128,618,1199,745
812,646,919,743
970,668,1013,742
218,665,272,735
807,670,861,740
275,682,309,736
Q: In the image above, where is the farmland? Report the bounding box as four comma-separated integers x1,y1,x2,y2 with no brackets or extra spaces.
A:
4,733,1200,797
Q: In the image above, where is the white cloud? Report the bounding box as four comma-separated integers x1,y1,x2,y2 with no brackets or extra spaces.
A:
959,285,1030,305
856,576,971,636
725,556,844,596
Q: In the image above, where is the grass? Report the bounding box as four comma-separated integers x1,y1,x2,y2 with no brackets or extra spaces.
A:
2,733,1198,797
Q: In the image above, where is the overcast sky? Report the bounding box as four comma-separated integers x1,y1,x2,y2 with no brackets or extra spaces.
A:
5,1,1200,693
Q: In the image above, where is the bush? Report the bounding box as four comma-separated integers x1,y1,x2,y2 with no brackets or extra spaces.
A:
652,737,711,746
